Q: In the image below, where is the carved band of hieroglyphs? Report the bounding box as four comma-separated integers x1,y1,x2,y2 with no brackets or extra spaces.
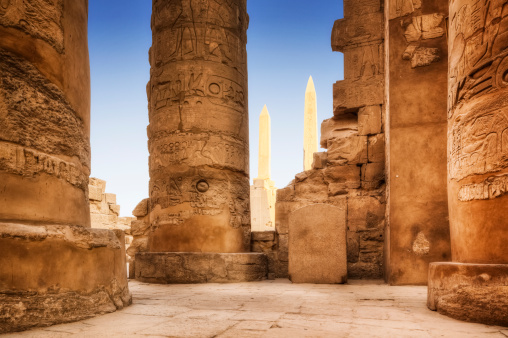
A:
153,72,245,113
152,0,247,68
448,0,508,116
458,174,508,201
0,0,64,53
149,133,248,172
449,109,508,180
449,54,508,117
389,0,422,19
401,14,445,68
0,50,90,166
0,142,88,190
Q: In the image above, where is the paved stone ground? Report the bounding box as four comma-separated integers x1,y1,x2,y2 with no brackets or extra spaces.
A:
6,280,508,337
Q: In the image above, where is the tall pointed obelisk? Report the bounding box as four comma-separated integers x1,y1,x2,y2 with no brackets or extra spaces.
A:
251,105,276,232
303,76,318,171
257,105,271,180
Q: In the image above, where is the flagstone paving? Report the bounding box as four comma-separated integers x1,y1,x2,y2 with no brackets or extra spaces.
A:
5,280,508,337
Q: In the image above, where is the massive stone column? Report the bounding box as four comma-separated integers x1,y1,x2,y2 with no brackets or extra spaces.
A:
147,0,250,252
0,1,131,333
303,76,318,171
428,0,508,326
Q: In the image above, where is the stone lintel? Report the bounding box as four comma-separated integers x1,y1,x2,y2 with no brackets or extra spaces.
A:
428,262,508,326
135,252,268,284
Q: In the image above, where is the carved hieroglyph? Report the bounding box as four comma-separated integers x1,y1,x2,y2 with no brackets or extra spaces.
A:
304,76,318,171
448,0,508,263
147,0,250,253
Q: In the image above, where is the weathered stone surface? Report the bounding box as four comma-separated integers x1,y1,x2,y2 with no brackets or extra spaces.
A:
428,263,508,326
89,185,102,201
289,204,347,284
131,219,150,237
320,114,358,148
348,196,385,232
368,134,385,163
251,178,277,232
358,106,382,136
0,223,131,334
386,0,451,285
132,198,149,218
331,12,383,53
323,165,361,188
327,135,368,165
252,231,275,242
146,0,250,253
135,253,268,284
333,77,384,115
361,163,385,190
312,152,328,170
90,178,106,194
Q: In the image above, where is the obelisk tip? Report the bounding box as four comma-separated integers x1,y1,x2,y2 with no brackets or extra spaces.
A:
306,76,315,93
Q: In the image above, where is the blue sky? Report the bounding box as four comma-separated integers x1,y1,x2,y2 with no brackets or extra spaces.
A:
88,0,344,216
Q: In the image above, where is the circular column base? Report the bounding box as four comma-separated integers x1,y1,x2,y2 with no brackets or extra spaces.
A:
428,262,508,326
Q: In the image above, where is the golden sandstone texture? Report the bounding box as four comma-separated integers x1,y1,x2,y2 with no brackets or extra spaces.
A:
146,0,251,253
0,0,130,333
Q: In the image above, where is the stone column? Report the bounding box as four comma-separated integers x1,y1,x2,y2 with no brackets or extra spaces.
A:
147,0,250,252
428,0,508,326
0,0,91,226
0,1,131,333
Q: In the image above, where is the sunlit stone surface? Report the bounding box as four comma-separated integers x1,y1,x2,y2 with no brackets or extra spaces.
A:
303,76,318,171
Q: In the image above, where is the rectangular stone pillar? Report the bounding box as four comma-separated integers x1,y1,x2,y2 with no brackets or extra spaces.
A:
385,0,451,285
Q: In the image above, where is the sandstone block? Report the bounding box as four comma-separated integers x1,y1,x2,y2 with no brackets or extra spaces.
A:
89,185,102,201
331,12,383,53
90,213,118,227
90,178,106,194
327,135,368,165
323,165,361,188
251,240,276,253
109,204,120,216
347,196,385,232
126,237,148,257
131,220,150,237
135,253,268,283
361,162,385,190
312,152,328,170
358,106,382,135
333,77,384,115
132,198,149,217
347,232,360,263
343,0,382,17
320,114,358,148
368,134,385,163
289,203,347,284
278,234,289,262
105,193,116,205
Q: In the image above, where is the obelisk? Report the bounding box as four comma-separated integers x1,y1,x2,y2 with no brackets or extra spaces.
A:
146,0,250,252
257,105,271,180
251,105,276,231
304,76,318,171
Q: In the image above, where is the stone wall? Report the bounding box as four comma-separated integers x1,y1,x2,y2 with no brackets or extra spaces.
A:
267,0,388,280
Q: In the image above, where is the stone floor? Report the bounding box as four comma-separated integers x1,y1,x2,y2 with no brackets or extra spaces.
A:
5,280,508,337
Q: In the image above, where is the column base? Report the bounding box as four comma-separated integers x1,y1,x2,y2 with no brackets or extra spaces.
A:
0,223,132,333
135,252,268,283
428,262,508,326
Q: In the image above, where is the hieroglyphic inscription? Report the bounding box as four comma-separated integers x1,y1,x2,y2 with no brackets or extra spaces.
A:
347,44,383,80
149,133,248,173
449,109,508,180
0,49,90,167
458,174,508,201
401,14,445,68
0,0,64,52
152,72,245,114
0,142,88,190
449,0,508,116
152,0,247,71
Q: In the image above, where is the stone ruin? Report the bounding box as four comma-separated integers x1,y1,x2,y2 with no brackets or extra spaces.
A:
1,0,508,333
0,0,130,333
